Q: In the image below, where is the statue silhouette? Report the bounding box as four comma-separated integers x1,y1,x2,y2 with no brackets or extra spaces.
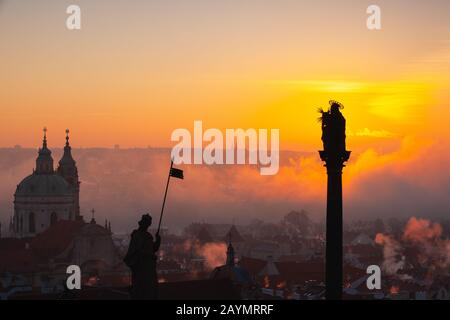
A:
320,101,346,156
124,214,161,300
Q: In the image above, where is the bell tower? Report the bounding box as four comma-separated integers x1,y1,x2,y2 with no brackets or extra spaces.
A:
57,129,81,219
35,127,54,174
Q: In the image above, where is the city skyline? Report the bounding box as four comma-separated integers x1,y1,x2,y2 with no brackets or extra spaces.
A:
0,0,449,302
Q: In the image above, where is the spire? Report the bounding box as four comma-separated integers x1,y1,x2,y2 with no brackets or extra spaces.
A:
35,127,54,174
226,235,235,267
65,129,70,147
59,129,76,167
57,129,80,218
58,129,77,175
90,209,96,224
43,126,48,148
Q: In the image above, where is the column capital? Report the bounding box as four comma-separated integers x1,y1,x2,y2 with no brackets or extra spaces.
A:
319,150,351,163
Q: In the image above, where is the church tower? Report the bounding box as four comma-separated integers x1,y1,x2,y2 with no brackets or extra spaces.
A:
14,128,77,237
57,129,81,220
226,241,235,267
35,127,54,174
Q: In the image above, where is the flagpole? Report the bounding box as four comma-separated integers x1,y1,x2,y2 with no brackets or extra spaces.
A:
157,159,173,236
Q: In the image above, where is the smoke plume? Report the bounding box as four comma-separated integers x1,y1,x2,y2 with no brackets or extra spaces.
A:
375,217,450,282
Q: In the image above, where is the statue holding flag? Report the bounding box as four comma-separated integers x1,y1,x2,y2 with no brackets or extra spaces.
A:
124,214,160,300
124,159,183,300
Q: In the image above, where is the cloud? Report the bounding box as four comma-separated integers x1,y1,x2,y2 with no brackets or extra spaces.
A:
283,80,367,93
366,82,433,122
196,242,227,270
374,233,407,278
348,128,394,138
403,217,443,243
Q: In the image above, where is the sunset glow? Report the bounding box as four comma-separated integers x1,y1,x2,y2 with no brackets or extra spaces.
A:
1,1,449,151
1,0,450,226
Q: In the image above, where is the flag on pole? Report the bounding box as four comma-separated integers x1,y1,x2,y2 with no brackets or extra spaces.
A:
170,167,184,179
156,161,183,235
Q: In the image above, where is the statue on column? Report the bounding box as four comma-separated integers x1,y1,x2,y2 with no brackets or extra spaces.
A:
124,214,161,299
318,100,350,300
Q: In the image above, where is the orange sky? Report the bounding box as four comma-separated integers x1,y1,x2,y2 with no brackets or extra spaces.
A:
1,0,450,154
2,1,450,227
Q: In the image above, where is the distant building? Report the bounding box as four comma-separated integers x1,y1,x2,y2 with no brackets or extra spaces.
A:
210,240,259,299
11,129,81,238
0,129,129,299
0,218,127,299
211,241,250,283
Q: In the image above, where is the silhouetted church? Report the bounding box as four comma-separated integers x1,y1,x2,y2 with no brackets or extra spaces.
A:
11,128,81,238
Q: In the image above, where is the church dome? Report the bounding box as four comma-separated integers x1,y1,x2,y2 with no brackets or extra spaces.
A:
79,222,110,236
15,173,72,197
